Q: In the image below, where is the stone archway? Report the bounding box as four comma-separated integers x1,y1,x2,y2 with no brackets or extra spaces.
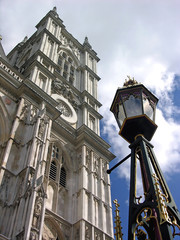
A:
42,217,64,240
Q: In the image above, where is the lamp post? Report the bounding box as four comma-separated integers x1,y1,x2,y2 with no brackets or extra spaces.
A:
109,77,180,240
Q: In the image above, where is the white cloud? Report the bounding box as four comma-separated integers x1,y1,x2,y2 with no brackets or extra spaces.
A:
1,0,180,186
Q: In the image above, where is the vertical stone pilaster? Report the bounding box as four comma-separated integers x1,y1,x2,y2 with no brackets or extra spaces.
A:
80,220,85,240
46,17,51,32
92,225,94,240
0,97,24,184
90,150,94,194
99,157,103,200
31,65,39,83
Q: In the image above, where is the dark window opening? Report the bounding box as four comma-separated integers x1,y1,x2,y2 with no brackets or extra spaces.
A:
60,167,66,187
49,161,57,181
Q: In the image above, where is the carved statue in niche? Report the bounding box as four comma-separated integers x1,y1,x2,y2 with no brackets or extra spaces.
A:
20,102,29,123
30,105,38,123
93,155,99,176
95,232,101,240
85,225,90,240
74,228,80,240
102,160,107,182
38,119,45,139
38,114,49,139
32,192,43,228
20,102,38,125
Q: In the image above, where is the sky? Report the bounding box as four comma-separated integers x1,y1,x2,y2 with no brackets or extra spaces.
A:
1,0,180,238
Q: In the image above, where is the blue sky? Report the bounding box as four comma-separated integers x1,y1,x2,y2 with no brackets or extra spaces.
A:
1,0,180,238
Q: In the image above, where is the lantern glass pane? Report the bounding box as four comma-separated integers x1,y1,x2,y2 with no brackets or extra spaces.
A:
143,94,154,120
123,94,142,117
118,103,126,125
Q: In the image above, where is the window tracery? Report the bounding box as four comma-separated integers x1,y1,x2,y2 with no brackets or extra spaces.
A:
48,143,67,188
57,51,76,85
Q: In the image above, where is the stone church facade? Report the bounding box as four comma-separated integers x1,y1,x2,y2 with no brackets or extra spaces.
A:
0,7,115,240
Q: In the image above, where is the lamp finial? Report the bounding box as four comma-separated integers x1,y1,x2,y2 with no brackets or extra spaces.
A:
123,76,138,87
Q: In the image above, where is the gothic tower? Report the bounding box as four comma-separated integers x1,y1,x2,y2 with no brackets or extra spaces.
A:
0,7,115,240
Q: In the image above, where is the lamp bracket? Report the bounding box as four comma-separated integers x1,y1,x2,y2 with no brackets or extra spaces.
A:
107,153,131,174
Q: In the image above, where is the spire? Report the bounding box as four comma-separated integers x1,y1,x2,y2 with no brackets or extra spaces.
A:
83,36,92,49
113,199,123,240
0,36,8,61
17,36,28,48
52,6,59,18
53,6,57,12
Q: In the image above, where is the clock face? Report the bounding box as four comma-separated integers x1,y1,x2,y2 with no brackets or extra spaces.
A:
57,100,72,118
52,94,77,124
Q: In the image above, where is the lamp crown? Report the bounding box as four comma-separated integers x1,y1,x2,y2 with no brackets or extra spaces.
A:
123,76,139,87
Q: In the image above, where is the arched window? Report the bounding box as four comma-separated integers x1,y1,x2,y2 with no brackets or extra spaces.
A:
48,144,67,188
59,167,66,187
49,161,57,181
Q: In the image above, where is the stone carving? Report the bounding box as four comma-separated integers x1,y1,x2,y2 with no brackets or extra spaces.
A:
124,75,138,87
83,36,92,49
32,192,43,228
17,36,28,48
85,225,90,240
102,160,107,182
52,6,59,18
25,172,33,196
52,79,79,111
20,102,38,125
20,102,29,123
0,60,23,82
38,115,49,139
74,228,80,240
38,112,49,140
38,119,46,139
95,232,101,240
93,155,99,176
59,34,80,60
53,6,57,12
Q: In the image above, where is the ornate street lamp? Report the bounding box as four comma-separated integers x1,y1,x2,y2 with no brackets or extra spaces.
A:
108,76,180,240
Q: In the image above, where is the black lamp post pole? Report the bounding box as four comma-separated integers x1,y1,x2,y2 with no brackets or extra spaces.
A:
128,135,180,240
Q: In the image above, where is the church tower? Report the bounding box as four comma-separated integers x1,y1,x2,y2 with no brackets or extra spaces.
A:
0,7,115,240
